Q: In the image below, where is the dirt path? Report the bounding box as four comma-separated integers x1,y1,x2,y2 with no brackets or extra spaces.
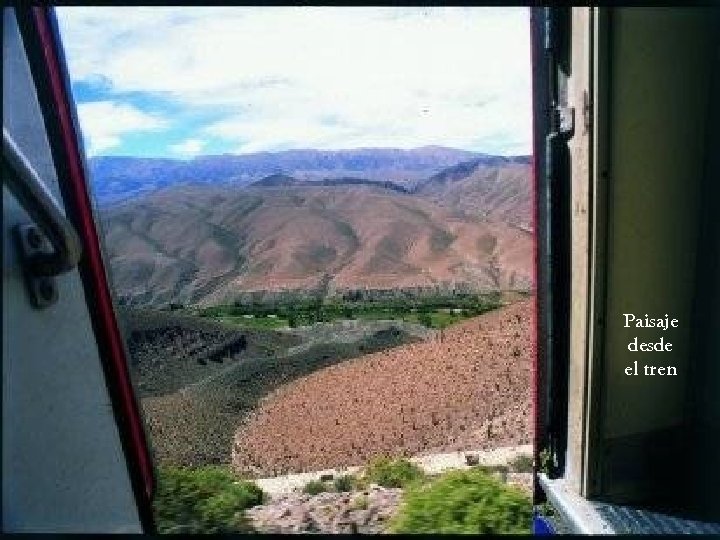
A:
252,444,532,495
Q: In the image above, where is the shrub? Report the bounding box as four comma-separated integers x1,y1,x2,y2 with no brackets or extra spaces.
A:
303,479,330,495
352,494,369,510
153,465,264,534
509,454,534,473
363,457,425,488
538,448,553,474
417,313,433,328
389,468,532,534
333,474,357,492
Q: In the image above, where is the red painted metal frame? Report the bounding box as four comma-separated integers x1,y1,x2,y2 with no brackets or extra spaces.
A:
530,5,540,481
31,6,154,503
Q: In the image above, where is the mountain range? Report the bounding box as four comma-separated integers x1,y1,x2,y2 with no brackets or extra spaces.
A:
93,147,533,307
88,146,530,204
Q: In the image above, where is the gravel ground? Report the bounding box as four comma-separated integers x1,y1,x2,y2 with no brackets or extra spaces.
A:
246,486,404,534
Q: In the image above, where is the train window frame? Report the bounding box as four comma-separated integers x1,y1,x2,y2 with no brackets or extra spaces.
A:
535,6,720,533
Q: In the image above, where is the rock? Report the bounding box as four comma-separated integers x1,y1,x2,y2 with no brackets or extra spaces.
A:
355,509,372,526
277,507,291,519
246,485,405,534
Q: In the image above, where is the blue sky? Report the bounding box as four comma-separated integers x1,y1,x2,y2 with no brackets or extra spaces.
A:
56,7,531,158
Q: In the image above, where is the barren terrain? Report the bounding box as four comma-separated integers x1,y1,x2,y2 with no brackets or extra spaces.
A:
231,299,532,476
122,309,426,466
103,183,532,307
416,160,532,230
97,149,532,308
123,297,532,470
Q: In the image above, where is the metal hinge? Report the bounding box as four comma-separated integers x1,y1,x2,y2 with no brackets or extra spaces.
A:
15,224,60,308
556,106,575,138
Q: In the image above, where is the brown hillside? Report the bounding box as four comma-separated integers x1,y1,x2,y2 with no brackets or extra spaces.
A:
102,184,532,306
418,162,532,231
231,298,533,477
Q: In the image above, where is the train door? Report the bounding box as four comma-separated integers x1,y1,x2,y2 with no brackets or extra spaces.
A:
2,7,154,532
535,6,720,534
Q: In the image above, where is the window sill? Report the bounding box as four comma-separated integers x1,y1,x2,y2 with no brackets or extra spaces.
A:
538,473,720,534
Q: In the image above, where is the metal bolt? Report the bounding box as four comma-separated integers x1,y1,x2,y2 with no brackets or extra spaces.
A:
26,227,43,250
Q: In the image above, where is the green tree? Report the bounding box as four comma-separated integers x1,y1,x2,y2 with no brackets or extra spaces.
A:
418,313,433,328
288,312,298,328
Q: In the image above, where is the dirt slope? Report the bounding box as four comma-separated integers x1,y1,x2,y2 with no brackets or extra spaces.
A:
102,184,532,307
231,298,533,477
417,161,532,231
123,308,425,466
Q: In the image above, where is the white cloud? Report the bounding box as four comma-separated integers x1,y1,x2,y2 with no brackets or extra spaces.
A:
76,101,168,155
58,7,531,155
169,138,206,156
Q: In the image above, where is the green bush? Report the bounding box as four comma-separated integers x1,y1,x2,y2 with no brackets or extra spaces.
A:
389,468,532,534
153,465,264,534
363,457,425,488
333,474,357,492
417,313,433,328
303,479,330,495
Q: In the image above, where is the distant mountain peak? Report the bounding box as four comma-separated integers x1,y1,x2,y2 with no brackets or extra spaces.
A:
251,173,298,187
87,147,528,205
